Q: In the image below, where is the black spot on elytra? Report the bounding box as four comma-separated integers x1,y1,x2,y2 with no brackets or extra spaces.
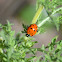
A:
33,25,34,26
31,28,32,29
34,30,35,31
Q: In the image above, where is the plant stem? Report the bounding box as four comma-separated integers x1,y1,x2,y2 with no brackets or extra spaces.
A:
51,7,62,15
37,7,62,27
37,17,50,27
31,5,44,24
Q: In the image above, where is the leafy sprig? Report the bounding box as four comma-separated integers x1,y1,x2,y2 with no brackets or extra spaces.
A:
0,21,62,62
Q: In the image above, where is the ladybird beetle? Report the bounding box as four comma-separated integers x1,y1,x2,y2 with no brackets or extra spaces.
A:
26,24,38,37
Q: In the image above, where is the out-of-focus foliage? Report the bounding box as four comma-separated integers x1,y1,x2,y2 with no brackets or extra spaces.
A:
37,36,62,62
36,0,62,15
36,0,62,32
0,22,62,62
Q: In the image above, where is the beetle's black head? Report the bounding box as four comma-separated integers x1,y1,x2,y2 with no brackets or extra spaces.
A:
26,34,30,37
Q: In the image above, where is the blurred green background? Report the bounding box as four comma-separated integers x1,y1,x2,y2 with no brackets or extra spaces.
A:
18,5,36,24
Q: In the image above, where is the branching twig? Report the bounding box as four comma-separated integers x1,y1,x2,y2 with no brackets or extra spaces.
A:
37,7,62,27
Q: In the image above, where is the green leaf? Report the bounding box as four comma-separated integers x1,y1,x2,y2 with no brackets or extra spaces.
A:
45,54,50,60
36,56,42,62
51,36,58,43
26,56,36,61
57,44,61,49
41,44,45,51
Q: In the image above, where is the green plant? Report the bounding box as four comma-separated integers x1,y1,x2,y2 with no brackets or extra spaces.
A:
0,21,37,62
0,22,62,62
0,0,62,62
37,36,62,62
